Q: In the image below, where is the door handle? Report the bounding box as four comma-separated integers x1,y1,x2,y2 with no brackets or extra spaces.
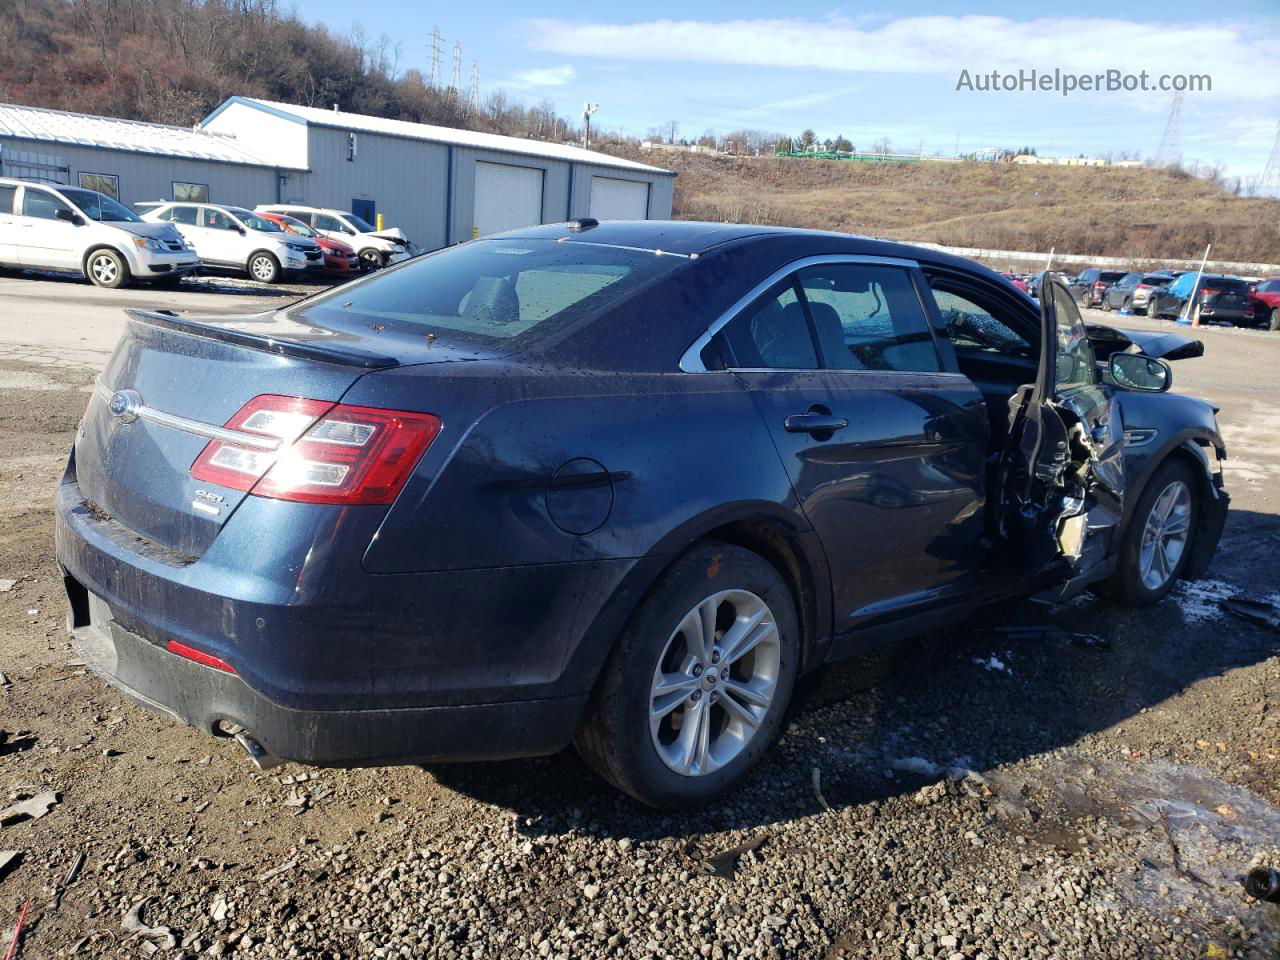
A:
784,413,849,434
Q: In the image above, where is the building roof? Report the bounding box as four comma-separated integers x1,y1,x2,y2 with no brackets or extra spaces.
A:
203,97,675,176
0,102,301,168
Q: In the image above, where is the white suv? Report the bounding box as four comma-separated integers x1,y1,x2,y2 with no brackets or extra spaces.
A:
255,205,417,270
139,202,323,283
0,178,197,288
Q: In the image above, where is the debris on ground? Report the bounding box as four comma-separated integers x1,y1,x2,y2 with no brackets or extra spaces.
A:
0,852,19,883
699,836,765,880
0,792,58,827
3,899,30,960
811,766,832,811
121,897,177,950
258,857,298,883
1221,597,1280,631
50,850,84,908
0,579,15,593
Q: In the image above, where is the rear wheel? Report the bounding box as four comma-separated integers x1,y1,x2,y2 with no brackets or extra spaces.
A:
575,543,799,808
248,252,281,284
1105,459,1198,606
85,249,129,289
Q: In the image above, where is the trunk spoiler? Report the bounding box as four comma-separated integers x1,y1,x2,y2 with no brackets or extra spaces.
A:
125,309,399,370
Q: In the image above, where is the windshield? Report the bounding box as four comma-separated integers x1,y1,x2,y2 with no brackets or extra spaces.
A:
346,213,376,233
60,188,141,222
230,209,282,232
291,238,687,347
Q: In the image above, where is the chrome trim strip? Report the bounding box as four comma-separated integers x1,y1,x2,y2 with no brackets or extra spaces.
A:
677,254,922,372
553,238,694,259
93,381,282,451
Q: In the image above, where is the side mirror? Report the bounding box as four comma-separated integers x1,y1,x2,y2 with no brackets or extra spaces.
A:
55,209,84,225
1110,352,1172,393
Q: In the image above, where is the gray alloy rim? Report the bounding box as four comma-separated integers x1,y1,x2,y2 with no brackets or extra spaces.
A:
648,589,781,777
250,256,275,281
1139,479,1192,590
90,254,118,284
360,250,382,270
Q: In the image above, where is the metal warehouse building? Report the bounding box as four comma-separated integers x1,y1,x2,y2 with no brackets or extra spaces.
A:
0,98,675,251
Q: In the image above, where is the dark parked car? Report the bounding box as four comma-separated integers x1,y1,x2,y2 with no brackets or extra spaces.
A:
1101,272,1174,314
55,222,1229,807
1149,273,1261,325
1068,267,1129,307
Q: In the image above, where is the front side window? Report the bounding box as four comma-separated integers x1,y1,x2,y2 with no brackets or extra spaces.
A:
232,210,282,233
346,213,375,233
720,282,818,370
797,264,939,372
0,185,15,215
20,189,72,220
315,214,353,234
174,182,209,203
291,238,685,346
202,208,235,230
932,288,1033,358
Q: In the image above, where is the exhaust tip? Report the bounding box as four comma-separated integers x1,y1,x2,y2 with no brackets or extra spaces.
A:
233,731,286,772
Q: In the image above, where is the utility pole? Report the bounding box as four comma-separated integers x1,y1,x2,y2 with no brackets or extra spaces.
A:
450,41,462,94
1153,92,1183,168
428,25,441,89
582,102,599,149
1259,120,1280,196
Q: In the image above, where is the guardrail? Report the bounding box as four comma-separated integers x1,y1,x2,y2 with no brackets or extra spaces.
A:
906,241,1280,277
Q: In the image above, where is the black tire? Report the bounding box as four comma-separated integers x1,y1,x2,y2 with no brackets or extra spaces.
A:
1104,458,1198,607
85,248,129,289
1270,308,1280,333
1122,296,1132,312
247,252,282,284
358,248,384,272
1101,295,1112,312
575,542,800,808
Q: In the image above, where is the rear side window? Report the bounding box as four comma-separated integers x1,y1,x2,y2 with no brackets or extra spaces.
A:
0,185,14,215
797,264,939,372
932,288,1033,357
168,206,198,225
21,189,71,220
291,238,686,346
720,281,818,369
314,214,351,233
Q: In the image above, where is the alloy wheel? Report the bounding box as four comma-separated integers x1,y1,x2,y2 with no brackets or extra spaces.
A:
648,589,781,777
90,255,118,285
1139,479,1192,590
250,256,275,281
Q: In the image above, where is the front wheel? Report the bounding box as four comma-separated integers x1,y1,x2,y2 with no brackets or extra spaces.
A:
248,252,281,284
1105,459,1198,606
358,249,384,272
85,249,129,289
575,543,799,808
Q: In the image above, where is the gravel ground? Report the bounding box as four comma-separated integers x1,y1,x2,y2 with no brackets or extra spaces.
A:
0,304,1276,959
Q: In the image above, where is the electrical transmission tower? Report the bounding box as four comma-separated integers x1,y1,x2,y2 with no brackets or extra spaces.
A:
428,25,442,88
468,62,479,115
450,42,462,93
1259,121,1280,196
1153,92,1183,168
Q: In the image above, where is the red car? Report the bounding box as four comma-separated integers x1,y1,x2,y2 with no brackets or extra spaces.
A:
1250,277,1280,332
257,212,359,276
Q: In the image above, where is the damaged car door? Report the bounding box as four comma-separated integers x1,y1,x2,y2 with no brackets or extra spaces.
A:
999,278,1124,590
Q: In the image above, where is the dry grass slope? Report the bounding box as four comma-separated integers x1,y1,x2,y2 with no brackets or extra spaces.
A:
636,152,1280,264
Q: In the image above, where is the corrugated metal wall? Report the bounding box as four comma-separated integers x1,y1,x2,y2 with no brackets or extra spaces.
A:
0,137,279,209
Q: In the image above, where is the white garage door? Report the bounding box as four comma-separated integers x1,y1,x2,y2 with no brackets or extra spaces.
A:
589,177,649,220
473,162,544,237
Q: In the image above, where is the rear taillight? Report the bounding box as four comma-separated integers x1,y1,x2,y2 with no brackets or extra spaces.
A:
1093,281,1105,289
1136,285,1150,292
191,395,441,505
1200,288,1219,298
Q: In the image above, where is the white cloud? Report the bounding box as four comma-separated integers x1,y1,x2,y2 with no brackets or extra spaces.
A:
524,16,1280,100
508,64,576,88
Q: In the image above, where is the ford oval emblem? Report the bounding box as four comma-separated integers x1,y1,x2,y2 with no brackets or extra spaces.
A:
109,389,142,424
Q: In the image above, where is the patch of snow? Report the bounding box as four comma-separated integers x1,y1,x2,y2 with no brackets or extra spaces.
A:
1169,579,1235,624
973,655,1011,673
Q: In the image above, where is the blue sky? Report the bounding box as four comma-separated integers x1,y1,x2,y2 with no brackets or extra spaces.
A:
299,2,1280,184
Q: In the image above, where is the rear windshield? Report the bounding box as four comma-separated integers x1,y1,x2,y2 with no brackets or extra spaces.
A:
1206,278,1246,290
1140,275,1171,285
290,239,687,347
1099,271,1128,282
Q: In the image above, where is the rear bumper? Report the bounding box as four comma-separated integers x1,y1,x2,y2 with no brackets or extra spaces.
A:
67,587,584,766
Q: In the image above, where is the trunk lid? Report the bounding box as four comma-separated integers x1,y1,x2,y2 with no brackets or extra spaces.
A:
73,308,457,558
